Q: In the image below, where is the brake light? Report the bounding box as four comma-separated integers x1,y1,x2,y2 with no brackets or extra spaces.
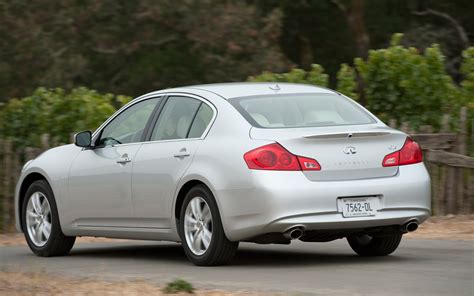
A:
244,143,321,171
382,137,422,167
297,156,321,171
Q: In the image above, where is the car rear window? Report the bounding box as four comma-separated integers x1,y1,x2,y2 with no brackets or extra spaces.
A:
229,93,375,128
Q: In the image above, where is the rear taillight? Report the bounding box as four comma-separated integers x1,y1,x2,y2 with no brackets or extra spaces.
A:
382,137,422,167
244,143,321,171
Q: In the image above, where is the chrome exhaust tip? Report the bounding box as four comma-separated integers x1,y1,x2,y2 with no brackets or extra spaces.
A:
283,227,304,240
401,221,419,233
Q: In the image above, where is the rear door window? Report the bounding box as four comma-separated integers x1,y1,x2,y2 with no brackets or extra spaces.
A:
150,97,201,141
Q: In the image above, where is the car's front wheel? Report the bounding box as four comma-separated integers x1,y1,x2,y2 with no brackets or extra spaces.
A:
22,180,76,257
179,185,238,266
347,233,402,256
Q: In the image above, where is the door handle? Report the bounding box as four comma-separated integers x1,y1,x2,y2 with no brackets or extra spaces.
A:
116,154,132,164
174,148,191,158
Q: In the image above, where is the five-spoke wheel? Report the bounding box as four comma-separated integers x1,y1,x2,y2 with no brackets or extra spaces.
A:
184,196,213,256
179,185,238,266
25,192,52,247
22,180,76,257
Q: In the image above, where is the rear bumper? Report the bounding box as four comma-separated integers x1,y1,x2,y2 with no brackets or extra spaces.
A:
217,163,431,241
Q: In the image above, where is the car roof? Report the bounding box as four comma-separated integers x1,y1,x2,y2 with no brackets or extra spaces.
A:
151,82,335,100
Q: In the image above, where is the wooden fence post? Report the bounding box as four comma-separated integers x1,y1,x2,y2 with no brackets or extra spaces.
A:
400,121,410,134
41,134,50,150
8,147,21,232
2,140,12,232
431,164,440,215
0,139,3,230
437,114,451,215
388,119,397,128
456,107,467,214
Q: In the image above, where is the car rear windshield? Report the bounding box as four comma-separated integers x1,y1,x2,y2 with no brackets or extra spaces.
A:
229,93,375,128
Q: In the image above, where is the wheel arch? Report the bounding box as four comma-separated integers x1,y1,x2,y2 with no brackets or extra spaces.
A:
174,177,235,243
18,172,49,232
174,179,210,223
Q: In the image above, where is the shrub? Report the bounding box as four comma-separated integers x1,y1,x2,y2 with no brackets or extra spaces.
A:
461,47,474,108
336,63,358,100
248,64,328,87
248,34,472,132
460,47,474,154
162,279,194,294
355,33,460,130
0,87,131,147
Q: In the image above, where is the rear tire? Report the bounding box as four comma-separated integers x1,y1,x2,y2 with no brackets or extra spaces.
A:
178,185,238,266
347,233,402,256
21,180,76,257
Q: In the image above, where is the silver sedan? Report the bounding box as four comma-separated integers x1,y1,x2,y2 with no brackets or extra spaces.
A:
15,83,431,265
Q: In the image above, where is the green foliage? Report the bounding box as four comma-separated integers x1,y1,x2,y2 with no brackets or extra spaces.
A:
356,34,459,130
248,63,357,99
248,64,328,87
0,87,131,147
336,64,358,100
162,279,194,294
248,34,471,132
460,47,474,155
461,47,474,108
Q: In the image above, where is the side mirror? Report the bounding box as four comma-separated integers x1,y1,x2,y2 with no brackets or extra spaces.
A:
74,131,92,148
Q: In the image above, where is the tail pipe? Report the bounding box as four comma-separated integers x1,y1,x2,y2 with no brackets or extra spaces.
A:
283,226,305,240
401,220,419,233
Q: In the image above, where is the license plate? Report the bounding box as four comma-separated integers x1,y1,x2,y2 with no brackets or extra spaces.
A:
340,197,379,218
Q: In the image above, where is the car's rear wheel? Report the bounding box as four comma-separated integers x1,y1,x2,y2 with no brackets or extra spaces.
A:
179,185,238,266
22,180,75,257
347,233,402,256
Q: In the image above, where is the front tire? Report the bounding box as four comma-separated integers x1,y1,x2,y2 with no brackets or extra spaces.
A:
178,185,238,266
21,180,76,257
347,233,402,256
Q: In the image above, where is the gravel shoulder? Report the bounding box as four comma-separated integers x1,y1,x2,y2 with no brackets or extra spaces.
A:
0,271,262,296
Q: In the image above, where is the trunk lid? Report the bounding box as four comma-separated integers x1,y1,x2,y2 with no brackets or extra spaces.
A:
250,125,406,181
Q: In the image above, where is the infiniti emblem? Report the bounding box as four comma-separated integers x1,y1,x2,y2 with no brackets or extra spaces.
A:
343,146,357,154
269,84,281,91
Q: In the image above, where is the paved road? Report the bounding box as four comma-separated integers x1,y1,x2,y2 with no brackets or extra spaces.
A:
1,238,473,295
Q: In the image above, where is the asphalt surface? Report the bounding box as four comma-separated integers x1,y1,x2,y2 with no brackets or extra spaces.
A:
1,238,473,295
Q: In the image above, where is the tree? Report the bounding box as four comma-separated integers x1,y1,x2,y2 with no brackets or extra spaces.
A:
0,0,289,101
331,0,370,59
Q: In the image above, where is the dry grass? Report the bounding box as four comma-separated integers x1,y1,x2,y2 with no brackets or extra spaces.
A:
0,272,261,296
0,234,135,246
405,214,474,240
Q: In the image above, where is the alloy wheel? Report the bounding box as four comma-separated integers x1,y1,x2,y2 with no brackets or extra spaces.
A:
25,192,52,247
184,196,213,255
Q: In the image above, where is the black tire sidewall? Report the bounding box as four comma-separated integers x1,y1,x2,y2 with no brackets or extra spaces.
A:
347,233,402,256
21,180,63,256
178,185,228,265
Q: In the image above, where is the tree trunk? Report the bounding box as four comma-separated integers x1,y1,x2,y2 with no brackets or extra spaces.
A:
332,0,370,59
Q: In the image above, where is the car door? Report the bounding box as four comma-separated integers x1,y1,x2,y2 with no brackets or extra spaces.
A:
131,95,216,229
67,97,161,227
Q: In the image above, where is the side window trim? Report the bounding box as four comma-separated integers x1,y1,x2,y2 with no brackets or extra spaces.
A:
93,96,162,147
142,95,169,142
185,102,203,138
145,95,215,142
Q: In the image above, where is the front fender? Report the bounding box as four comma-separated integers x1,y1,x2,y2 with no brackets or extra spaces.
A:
15,144,81,232
15,167,58,232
